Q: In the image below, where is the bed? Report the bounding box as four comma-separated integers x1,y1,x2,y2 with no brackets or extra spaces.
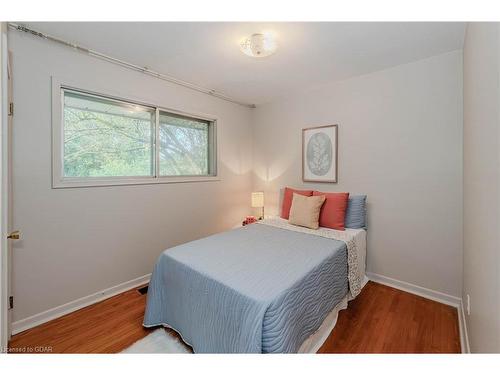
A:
143,217,367,353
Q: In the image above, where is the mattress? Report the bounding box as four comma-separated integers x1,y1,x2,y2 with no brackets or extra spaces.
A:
143,220,365,353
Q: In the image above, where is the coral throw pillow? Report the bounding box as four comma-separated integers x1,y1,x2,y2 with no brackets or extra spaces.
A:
281,187,313,219
313,191,350,230
289,193,326,230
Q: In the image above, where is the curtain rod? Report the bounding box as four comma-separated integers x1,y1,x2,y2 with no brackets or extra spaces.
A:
8,22,256,109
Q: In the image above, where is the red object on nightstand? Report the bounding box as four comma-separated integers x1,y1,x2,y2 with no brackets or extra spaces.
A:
242,216,257,226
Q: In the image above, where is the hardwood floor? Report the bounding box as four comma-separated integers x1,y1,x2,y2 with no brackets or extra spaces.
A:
8,287,154,354
8,281,460,354
318,282,460,353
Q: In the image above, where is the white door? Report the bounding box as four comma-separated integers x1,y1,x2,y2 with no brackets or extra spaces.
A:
0,22,13,350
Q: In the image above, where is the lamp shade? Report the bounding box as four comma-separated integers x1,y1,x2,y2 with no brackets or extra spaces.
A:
251,192,264,208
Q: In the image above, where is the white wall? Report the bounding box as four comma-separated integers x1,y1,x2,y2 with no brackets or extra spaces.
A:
253,51,463,297
9,32,253,322
463,23,500,353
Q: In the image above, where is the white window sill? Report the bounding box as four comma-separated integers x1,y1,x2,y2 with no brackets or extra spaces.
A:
52,176,220,189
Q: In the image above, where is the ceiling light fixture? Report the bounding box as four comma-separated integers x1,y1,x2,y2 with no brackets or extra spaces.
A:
240,33,277,58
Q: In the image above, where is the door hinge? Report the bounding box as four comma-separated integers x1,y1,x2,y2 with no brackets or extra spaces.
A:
9,296,13,309
8,102,13,116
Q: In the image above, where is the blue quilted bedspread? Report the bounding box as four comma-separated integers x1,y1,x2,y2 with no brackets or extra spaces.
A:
143,223,348,353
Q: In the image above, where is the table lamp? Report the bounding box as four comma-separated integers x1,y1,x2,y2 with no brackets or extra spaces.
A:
251,191,264,220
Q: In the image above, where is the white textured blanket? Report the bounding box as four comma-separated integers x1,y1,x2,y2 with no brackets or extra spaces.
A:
258,217,366,298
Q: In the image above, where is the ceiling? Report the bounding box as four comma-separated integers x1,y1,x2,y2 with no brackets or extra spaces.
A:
24,22,466,106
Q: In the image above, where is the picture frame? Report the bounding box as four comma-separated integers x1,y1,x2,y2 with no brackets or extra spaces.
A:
302,124,338,183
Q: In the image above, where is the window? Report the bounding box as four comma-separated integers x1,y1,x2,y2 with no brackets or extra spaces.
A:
159,112,214,177
63,91,155,178
53,87,217,188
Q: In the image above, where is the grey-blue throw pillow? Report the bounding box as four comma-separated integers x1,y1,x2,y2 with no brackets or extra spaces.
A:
345,195,367,229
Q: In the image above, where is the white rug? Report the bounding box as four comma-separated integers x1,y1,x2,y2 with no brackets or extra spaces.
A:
121,329,191,354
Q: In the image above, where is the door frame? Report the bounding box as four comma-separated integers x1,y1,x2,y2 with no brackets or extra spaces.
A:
0,21,10,350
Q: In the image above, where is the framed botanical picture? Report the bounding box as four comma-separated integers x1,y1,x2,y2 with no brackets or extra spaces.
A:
302,124,338,183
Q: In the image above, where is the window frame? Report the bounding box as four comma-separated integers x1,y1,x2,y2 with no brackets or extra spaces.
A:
51,78,219,188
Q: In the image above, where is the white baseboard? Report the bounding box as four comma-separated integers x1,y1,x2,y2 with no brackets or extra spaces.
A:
11,274,151,335
366,272,461,307
366,272,468,353
458,300,471,353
